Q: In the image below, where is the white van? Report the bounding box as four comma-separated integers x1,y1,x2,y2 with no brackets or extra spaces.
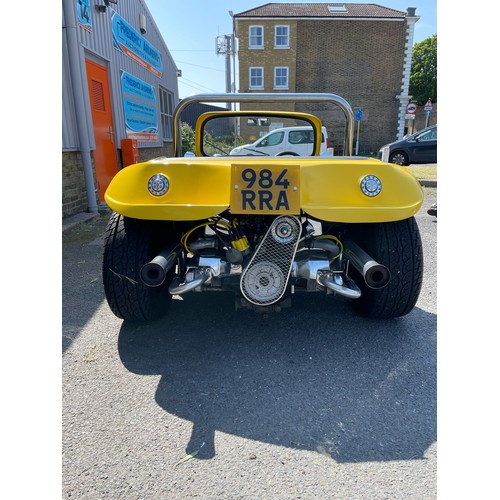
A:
230,126,330,156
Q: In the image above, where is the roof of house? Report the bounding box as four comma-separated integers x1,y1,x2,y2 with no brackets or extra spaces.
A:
234,3,407,19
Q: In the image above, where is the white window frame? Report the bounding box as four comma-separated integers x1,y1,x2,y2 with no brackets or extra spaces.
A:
249,67,264,89
328,5,347,12
249,25,264,49
274,25,290,48
274,67,289,90
159,86,174,141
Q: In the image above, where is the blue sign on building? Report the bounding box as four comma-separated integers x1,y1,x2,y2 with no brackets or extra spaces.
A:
112,12,163,77
76,0,92,32
121,71,159,142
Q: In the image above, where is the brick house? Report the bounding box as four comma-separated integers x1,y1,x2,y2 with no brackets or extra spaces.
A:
233,3,421,154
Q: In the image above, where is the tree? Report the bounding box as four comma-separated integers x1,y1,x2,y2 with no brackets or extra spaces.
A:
180,121,196,155
409,34,437,105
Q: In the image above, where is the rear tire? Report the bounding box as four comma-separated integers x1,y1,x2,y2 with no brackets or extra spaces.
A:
102,212,180,322
346,217,423,318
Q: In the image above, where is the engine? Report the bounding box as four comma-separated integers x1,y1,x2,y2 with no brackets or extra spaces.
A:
139,215,390,311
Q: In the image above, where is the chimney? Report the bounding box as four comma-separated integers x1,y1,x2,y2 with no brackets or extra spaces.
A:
407,7,417,17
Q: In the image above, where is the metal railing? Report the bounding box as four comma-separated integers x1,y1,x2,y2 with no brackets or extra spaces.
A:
172,93,355,157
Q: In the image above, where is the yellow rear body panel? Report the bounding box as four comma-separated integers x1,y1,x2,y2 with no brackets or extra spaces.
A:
105,156,423,222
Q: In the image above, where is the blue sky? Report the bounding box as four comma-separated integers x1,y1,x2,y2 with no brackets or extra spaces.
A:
144,0,437,98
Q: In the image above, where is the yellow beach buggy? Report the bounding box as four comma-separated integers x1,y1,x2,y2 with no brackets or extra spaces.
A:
103,93,423,321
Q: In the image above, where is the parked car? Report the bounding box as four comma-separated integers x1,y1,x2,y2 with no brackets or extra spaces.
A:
378,124,437,166
230,125,330,156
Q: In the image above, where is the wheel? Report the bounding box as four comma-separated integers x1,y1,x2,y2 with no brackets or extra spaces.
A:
276,152,299,156
103,212,180,321
389,151,409,166
346,217,423,318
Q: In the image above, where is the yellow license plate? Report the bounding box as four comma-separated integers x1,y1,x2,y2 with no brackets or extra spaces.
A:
230,164,300,214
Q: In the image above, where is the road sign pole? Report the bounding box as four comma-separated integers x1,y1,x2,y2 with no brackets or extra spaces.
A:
355,120,360,155
424,98,433,127
354,109,362,155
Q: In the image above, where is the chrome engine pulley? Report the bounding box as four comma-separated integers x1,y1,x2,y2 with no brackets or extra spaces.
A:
240,216,301,306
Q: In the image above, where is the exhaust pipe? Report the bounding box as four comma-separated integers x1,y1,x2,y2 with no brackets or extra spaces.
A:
168,269,211,295
318,271,361,299
140,243,182,287
297,238,341,260
342,238,390,289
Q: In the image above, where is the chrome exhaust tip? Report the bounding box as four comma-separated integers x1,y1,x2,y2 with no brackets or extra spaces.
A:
317,271,362,299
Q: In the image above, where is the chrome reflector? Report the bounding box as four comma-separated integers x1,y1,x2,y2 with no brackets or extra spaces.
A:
360,175,382,197
148,174,169,196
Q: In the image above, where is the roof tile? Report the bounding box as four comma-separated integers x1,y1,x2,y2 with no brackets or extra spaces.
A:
235,3,407,19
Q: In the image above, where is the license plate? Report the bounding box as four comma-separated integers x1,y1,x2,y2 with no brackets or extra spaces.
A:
230,164,300,214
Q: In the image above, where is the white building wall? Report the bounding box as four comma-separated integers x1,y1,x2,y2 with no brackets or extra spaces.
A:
396,12,419,139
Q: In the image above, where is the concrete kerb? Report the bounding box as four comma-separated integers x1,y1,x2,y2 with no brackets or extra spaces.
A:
420,179,437,187
62,212,100,233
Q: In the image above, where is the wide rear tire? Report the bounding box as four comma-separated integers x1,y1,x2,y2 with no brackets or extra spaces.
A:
102,212,179,322
346,217,423,318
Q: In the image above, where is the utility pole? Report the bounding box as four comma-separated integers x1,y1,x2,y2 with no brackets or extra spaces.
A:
228,10,236,94
215,34,233,106
216,24,238,144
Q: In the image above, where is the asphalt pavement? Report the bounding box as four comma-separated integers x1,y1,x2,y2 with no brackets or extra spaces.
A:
62,187,437,499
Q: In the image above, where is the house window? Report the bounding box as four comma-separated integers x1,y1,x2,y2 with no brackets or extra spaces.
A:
249,67,264,89
159,86,174,140
274,67,289,89
249,26,264,48
275,25,289,48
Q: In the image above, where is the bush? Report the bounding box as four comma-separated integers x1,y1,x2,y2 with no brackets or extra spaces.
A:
180,122,195,155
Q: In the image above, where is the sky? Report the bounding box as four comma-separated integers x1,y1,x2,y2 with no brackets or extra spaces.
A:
144,0,437,99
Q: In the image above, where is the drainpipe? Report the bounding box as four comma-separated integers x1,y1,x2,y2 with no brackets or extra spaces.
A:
62,0,98,213
396,7,420,140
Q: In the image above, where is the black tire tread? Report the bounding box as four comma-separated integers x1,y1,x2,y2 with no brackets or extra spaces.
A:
348,217,423,318
102,213,176,322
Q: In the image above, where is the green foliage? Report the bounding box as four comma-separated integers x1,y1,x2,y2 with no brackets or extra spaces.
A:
202,131,234,156
409,34,437,105
180,121,196,155
179,122,242,156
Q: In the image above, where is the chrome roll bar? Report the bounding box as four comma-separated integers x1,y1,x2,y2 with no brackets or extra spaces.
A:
172,93,355,157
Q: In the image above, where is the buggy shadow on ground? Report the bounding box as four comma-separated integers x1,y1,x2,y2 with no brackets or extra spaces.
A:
117,291,436,464
63,189,436,496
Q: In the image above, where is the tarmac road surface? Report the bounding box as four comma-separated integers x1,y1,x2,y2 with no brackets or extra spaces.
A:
62,188,437,499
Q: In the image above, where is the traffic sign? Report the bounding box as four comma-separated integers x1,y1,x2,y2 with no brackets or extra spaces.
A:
406,102,417,114
424,99,433,111
355,109,362,121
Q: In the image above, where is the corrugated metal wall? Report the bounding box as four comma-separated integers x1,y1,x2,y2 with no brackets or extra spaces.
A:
62,25,79,150
62,6,80,151
62,0,179,151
